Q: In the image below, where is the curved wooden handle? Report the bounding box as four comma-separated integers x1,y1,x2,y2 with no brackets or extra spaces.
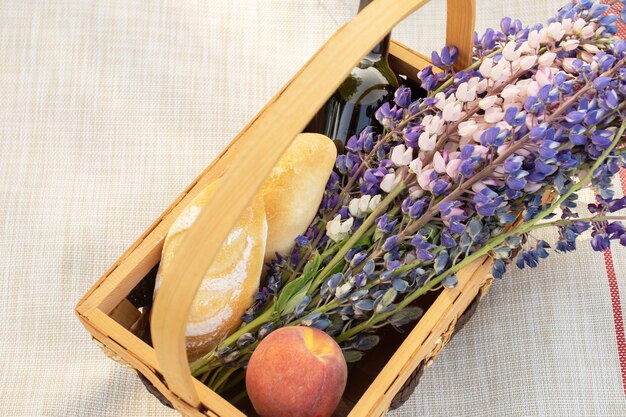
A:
151,0,476,407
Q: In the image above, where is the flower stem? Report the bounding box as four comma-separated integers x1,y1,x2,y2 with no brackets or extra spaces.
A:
337,119,626,343
190,307,274,376
526,215,626,231
211,367,237,393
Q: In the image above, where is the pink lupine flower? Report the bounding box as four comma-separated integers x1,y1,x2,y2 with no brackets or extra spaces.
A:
417,168,435,190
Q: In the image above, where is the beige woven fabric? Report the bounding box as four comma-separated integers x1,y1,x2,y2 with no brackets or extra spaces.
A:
1,1,625,416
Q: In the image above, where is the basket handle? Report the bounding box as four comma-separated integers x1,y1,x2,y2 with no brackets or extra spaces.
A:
151,0,476,407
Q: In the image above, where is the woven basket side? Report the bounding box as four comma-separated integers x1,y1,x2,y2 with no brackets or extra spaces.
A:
389,290,484,410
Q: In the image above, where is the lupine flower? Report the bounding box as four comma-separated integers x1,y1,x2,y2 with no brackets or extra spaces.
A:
326,215,354,242
192,2,626,388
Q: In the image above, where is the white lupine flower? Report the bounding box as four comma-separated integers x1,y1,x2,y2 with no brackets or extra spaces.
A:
467,77,481,90
547,22,565,41
433,151,446,174
517,41,533,55
348,195,382,218
502,41,521,62
418,132,437,151
535,67,553,87
561,39,579,51
408,185,425,198
581,25,595,39
409,157,422,174
348,197,363,217
525,80,540,97
456,82,477,102
478,95,498,110
581,50,594,64
538,52,557,68
458,120,478,137
424,115,444,134
442,102,463,122
456,82,469,101
527,30,541,49
326,215,354,242
582,43,600,54
434,92,446,110
472,127,485,143
538,27,549,44
573,18,586,33
491,59,511,82
359,195,372,213
380,172,401,193
369,194,382,210
561,18,573,34
350,196,370,218
500,85,521,100
562,57,577,73
475,78,489,94
390,144,413,166
445,158,462,178
484,107,504,123
519,55,537,71
479,57,494,78
417,168,435,189
335,282,352,299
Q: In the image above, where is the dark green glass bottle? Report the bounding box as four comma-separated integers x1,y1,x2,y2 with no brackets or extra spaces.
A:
306,0,399,153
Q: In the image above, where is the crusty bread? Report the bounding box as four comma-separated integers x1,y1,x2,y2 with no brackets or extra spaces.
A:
154,179,267,361
154,133,335,361
260,133,337,260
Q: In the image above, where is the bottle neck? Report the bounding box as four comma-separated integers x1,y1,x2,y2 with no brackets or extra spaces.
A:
358,0,390,61
358,0,373,12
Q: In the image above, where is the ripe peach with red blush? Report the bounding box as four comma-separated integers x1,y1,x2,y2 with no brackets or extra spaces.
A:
245,326,348,417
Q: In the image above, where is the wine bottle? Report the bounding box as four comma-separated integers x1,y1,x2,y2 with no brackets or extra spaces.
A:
306,0,399,153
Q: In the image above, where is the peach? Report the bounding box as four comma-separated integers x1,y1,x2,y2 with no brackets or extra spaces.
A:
246,326,348,417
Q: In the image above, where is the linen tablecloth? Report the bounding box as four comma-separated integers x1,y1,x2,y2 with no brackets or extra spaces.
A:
1,1,625,416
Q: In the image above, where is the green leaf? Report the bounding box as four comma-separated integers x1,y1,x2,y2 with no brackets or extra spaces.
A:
275,253,322,315
342,350,364,363
326,259,346,277
351,234,372,249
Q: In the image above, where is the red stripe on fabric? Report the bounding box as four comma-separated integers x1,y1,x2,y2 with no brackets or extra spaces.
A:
603,248,626,395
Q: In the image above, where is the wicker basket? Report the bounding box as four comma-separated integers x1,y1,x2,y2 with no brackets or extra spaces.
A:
75,1,493,416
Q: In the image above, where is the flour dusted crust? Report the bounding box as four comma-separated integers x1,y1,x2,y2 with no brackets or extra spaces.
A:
154,133,335,361
260,133,337,260
154,180,267,361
